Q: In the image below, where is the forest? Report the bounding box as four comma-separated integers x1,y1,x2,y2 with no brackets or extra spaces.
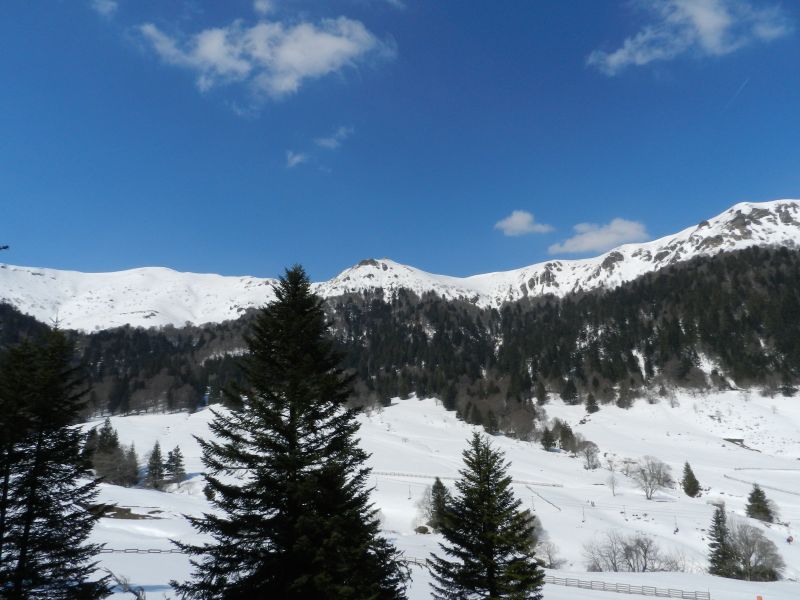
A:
1,246,798,431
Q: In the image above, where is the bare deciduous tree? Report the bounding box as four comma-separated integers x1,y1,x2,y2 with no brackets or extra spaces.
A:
606,457,617,496
536,540,566,569
415,484,433,527
728,520,785,581
583,531,684,573
579,441,600,470
632,456,673,500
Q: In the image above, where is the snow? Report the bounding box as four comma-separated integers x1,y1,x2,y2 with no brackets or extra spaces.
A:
87,390,800,598
3,199,800,331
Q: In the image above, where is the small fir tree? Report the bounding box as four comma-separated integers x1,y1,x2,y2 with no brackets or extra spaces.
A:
146,441,165,490
486,410,499,434
560,378,578,405
556,421,576,453
540,427,556,451
165,445,186,485
430,433,545,599
95,418,119,454
81,426,98,465
91,418,128,486
707,505,738,578
534,381,547,405
681,462,700,497
585,392,599,414
429,477,450,532
745,484,774,523
123,444,139,487
172,265,408,599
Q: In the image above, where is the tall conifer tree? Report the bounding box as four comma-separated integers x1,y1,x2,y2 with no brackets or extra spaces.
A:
707,505,737,578
0,331,110,598
429,477,450,532
430,433,544,599
172,265,408,599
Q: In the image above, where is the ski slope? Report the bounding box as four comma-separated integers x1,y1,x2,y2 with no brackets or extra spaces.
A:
87,390,800,598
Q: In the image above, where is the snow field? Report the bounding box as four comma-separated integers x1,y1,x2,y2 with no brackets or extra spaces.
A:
88,390,800,598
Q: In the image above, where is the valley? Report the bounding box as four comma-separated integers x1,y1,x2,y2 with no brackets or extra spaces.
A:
88,392,800,598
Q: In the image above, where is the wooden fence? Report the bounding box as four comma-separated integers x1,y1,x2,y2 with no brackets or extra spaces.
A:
98,551,712,599
403,558,710,600
542,575,710,599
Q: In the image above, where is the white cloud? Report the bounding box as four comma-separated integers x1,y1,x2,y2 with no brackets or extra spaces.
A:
494,210,553,236
253,0,274,15
315,125,354,149
286,150,308,168
139,17,395,99
588,0,792,75
548,218,649,254
91,0,118,17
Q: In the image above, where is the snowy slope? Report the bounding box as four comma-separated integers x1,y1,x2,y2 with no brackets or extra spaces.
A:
3,199,800,331
88,391,800,598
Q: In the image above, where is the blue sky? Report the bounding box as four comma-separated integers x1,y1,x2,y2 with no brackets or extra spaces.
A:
2,0,799,280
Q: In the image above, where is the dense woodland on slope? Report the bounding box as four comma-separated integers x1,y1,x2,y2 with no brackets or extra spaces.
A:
0,246,798,431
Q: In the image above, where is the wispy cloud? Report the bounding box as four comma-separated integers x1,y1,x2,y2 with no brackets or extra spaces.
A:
90,0,118,17
139,16,395,100
253,0,274,15
286,150,308,168
494,210,553,236
315,126,354,149
588,0,792,76
548,218,649,254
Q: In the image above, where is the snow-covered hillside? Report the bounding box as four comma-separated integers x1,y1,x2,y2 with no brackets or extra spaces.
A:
3,199,800,331
90,391,800,598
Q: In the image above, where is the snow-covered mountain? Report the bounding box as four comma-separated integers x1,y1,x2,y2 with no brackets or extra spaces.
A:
2,199,799,331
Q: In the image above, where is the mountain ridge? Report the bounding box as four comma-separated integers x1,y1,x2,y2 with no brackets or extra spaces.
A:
2,199,799,331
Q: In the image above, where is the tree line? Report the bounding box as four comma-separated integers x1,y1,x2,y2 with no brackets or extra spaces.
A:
1,247,797,426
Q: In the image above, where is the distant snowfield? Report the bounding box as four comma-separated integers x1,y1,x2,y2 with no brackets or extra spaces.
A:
4,199,800,331
89,391,800,599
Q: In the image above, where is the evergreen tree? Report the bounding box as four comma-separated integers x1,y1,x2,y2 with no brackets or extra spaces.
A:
81,427,98,466
0,331,110,598
560,378,578,405
486,410,499,435
540,428,556,451
91,418,127,486
95,418,118,454
172,265,408,599
534,381,547,406
430,433,544,599
146,441,165,490
164,445,186,485
555,421,576,453
429,477,450,532
745,484,774,523
585,392,599,414
707,505,738,578
681,462,700,497
123,444,139,487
